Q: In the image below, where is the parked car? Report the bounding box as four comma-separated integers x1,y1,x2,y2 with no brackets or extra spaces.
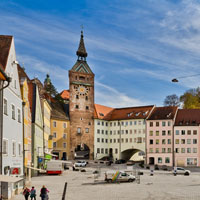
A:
126,160,135,166
105,170,135,183
74,160,87,167
173,167,191,176
115,159,126,164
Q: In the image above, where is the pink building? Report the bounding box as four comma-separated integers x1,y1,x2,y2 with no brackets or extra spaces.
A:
146,107,178,166
174,109,200,167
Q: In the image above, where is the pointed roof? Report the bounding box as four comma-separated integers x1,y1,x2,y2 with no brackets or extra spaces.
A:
0,35,12,70
76,31,88,59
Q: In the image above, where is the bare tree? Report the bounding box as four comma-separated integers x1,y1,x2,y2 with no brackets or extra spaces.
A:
164,94,180,107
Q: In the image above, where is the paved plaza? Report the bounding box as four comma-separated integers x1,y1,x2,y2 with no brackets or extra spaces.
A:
12,165,200,200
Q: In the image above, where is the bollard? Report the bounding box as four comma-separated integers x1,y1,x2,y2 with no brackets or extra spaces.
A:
62,182,67,200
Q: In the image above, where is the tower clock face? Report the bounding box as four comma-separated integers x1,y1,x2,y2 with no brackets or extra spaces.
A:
76,85,89,95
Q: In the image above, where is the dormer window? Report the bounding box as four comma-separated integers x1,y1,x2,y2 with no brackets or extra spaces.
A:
143,111,148,116
127,112,133,117
135,112,140,116
167,113,171,118
99,113,104,117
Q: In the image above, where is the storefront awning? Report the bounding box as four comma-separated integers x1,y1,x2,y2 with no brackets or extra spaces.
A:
25,166,46,173
0,175,23,183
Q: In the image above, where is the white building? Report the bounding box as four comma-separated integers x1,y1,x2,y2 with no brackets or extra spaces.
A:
0,35,23,199
94,104,154,161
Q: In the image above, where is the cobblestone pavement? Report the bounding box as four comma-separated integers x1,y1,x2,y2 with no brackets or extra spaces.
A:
12,165,200,200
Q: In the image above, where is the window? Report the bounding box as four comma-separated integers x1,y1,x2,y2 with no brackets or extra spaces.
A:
156,139,159,144
156,122,159,127
162,139,166,144
138,121,141,125
86,106,89,110
168,139,171,144
97,148,100,153
12,142,16,156
63,143,66,148
193,130,197,135
105,130,108,135
162,148,166,153
175,139,179,144
77,128,81,134
134,121,137,125
97,121,100,125
181,139,185,144
110,131,112,135
130,130,132,134
115,149,118,154
53,121,56,127
101,148,104,154
85,96,88,101
150,122,153,127
162,131,166,136
97,129,100,134
187,148,191,153
149,148,153,153
114,139,116,143
101,130,104,134
176,130,179,135
156,148,159,153
130,138,132,142
168,148,171,153
63,134,66,139
106,122,108,126
75,105,79,109
110,139,112,143
63,123,66,128
193,148,197,153
102,121,104,126
126,130,128,134
76,95,79,99
105,139,108,143
85,128,89,133
165,157,170,163
187,139,191,144
187,158,197,166
105,149,108,154
11,104,15,119
150,139,153,145
130,121,132,125
162,121,166,126
126,121,128,126
175,148,179,153
126,138,128,143
149,131,153,136
17,109,21,123
3,99,8,115
3,139,8,154
181,148,185,153
110,122,112,126
193,139,197,144
168,121,171,126
121,139,124,143
181,130,185,135
158,157,162,163
53,142,57,148
168,130,171,136
53,132,56,138
156,131,159,136
187,130,191,135
97,138,100,142
101,138,104,143
114,122,116,126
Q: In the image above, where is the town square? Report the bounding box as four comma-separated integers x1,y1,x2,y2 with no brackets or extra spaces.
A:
1,1,200,200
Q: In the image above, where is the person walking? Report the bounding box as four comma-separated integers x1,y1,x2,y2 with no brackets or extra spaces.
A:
40,185,49,200
23,187,30,200
30,186,36,200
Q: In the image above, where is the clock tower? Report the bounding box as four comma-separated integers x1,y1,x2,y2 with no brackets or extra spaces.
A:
69,31,94,160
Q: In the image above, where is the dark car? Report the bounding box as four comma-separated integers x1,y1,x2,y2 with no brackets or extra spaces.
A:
115,159,126,164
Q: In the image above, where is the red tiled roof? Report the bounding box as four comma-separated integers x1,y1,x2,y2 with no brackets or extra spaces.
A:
147,106,178,120
94,104,154,121
0,35,12,70
94,104,114,119
60,90,70,99
175,109,200,126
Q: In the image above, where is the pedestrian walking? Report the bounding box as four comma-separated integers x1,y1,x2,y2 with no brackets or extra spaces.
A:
40,185,49,200
23,187,30,200
30,186,36,200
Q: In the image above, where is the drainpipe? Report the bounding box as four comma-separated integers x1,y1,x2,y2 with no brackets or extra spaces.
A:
22,101,26,185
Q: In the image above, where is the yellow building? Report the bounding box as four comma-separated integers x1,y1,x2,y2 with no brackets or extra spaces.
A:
18,65,32,181
50,102,70,160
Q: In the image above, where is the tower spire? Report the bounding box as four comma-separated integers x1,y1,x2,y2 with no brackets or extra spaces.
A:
76,30,88,61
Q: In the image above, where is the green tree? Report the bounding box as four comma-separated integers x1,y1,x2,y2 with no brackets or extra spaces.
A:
180,87,200,109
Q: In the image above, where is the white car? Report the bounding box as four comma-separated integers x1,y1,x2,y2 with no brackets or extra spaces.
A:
173,167,191,176
74,160,87,167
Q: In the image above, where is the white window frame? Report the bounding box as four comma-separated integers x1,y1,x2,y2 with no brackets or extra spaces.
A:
3,139,8,155
11,104,15,120
3,98,8,115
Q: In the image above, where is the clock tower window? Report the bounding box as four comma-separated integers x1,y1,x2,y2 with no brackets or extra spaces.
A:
76,95,79,99
85,96,88,101
86,106,89,110
75,105,79,109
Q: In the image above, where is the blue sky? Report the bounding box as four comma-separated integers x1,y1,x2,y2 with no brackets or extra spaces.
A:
1,0,200,107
